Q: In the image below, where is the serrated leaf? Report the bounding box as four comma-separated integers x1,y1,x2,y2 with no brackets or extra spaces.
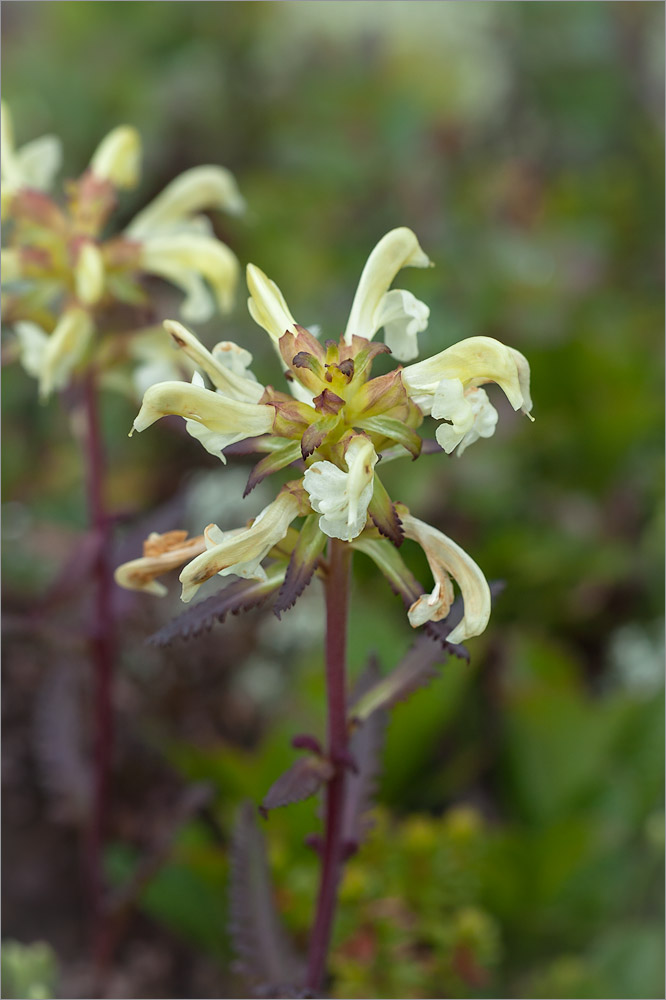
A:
342,658,388,854
367,475,404,547
244,440,303,497
261,755,334,816
357,414,422,459
147,563,287,647
229,802,303,995
349,635,447,723
274,513,327,617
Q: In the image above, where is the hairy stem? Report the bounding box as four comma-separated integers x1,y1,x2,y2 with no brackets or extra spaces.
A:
82,368,115,967
305,538,352,995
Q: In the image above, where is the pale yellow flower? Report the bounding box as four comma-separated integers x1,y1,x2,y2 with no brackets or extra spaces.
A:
343,227,432,361
402,513,491,644
2,109,245,398
1,102,62,217
179,492,301,602
114,530,206,596
303,435,378,541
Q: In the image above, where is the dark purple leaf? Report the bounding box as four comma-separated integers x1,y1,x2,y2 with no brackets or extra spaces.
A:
229,802,303,995
147,564,286,647
342,658,388,855
291,734,323,755
261,755,334,817
274,514,326,618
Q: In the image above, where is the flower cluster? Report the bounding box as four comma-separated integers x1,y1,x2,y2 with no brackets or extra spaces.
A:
115,228,532,645
1,102,244,399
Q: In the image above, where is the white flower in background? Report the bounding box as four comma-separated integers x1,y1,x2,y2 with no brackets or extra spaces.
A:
89,125,141,189
303,435,378,541
125,164,245,237
0,102,62,217
2,107,245,398
14,308,94,400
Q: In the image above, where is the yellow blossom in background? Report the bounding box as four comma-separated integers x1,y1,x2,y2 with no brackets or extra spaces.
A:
1,102,244,399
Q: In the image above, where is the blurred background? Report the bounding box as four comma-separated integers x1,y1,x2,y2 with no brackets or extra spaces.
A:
2,2,664,998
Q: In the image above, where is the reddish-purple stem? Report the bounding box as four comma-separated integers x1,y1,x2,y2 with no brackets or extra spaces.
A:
305,538,352,995
82,368,115,967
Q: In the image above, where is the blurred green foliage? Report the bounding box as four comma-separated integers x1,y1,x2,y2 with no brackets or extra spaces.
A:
3,2,663,999
1,940,59,1000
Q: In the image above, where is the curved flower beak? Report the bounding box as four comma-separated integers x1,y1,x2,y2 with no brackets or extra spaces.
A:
246,263,298,344
303,435,378,541
114,530,206,596
19,307,94,400
125,164,245,239
89,125,142,189
401,335,533,454
163,320,264,404
343,227,432,360
140,234,239,318
402,335,532,412
402,513,491,644
131,378,275,460
179,492,301,602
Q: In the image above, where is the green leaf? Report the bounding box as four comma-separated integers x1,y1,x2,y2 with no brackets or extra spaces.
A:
357,414,422,459
244,439,303,496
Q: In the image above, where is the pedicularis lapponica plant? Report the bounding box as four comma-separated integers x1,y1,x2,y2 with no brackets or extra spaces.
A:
115,228,533,994
4,104,532,997
1,101,244,971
